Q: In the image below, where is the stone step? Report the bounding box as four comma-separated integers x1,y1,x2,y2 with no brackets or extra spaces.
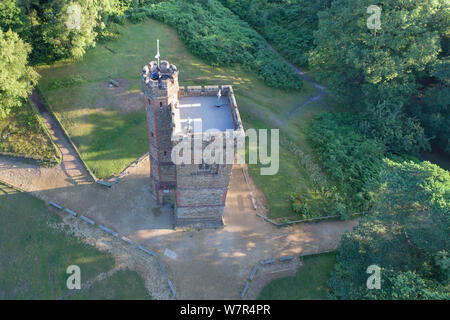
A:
175,217,224,229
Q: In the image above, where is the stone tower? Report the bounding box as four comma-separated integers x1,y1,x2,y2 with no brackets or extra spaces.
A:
142,44,244,228
142,59,179,206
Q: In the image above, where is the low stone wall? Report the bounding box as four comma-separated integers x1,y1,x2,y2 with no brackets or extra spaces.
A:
223,85,243,130
241,255,302,299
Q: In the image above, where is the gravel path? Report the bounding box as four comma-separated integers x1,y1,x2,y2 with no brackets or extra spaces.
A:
263,41,336,116
263,42,333,97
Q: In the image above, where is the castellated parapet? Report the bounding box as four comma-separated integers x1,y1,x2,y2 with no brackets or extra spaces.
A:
142,60,244,228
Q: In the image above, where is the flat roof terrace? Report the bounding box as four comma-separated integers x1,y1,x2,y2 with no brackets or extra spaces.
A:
173,96,235,134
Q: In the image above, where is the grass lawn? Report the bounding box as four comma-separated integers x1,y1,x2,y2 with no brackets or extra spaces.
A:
0,182,150,299
69,269,151,300
258,252,336,300
0,102,59,165
38,18,333,218
242,101,333,219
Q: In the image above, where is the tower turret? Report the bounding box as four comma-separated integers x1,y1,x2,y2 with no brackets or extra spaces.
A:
142,43,179,206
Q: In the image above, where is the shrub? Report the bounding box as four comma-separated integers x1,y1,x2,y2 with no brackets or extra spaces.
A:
129,11,147,23
48,75,86,90
113,14,127,25
307,112,385,212
290,196,310,218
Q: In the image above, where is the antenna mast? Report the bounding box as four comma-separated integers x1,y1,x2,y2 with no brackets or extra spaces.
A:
155,39,160,68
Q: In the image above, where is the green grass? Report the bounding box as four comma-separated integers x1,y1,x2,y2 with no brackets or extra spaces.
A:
37,19,316,178
38,18,332,218
258,252,337,300
241,101,332,219
0,182,150,299
0,102,59,165
242,113,310,219
69,269,151,300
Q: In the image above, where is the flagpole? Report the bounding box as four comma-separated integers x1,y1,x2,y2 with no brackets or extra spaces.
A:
155,39,160,68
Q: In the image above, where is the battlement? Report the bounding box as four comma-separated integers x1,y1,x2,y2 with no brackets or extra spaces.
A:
178,85,221,97
142,60,179,98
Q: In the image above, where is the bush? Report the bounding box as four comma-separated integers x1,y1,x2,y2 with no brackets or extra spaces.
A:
290,195,310,218
97,24,122,42
129,11,147,23
307,112,385,212
113,14,127,25
48,75,86,90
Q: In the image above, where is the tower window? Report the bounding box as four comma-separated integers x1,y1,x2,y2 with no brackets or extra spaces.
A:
198,160,219,174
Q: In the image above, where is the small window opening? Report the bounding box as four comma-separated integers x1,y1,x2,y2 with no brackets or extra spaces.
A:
198,160,219,174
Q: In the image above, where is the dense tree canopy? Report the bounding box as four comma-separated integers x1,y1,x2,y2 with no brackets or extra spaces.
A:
0,0,448,300
329,159,449,299
310,0,447,106
407,60,450,154
39,0,101,59
0,0,122,62
359,101,430,155
0,29,39,118
0,0,23,32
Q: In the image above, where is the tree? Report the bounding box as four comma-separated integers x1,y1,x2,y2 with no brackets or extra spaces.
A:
407,60,450,155
0,29,39,118
7,0,122,62
310,0,447,107
359,101,430,155
329,159,449,299
0,0,23,32
39,0,102,60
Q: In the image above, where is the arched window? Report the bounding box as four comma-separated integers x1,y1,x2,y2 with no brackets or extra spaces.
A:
159,102,163,108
